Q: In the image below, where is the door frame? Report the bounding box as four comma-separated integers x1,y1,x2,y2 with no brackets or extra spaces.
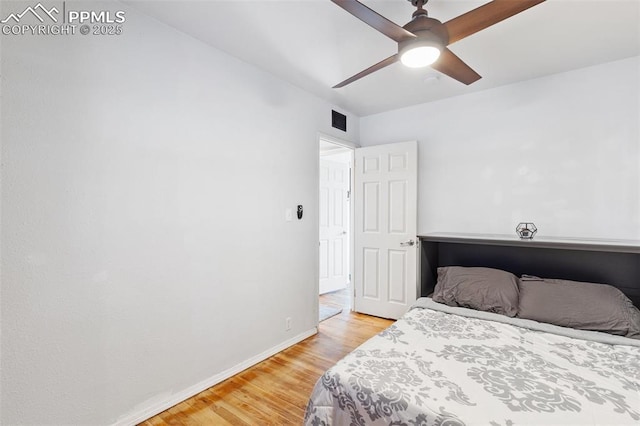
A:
317,133,358,313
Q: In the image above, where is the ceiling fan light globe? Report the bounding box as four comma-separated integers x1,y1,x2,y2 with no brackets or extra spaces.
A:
400,45,441,68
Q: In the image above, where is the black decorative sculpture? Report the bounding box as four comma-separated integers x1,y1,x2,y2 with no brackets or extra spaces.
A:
516,222,537,239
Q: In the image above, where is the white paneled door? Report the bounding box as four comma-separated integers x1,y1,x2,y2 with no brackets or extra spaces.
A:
319,158,350,294
354,141,417,319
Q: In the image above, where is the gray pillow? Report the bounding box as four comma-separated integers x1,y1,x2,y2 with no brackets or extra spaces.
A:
432,266,520,317
517,278,640,339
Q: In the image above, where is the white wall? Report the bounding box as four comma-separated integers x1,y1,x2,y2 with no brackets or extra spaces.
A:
0,1,358,424
361,56,640,240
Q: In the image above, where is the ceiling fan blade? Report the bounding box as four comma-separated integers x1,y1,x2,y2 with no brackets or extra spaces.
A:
445,0,545,45
431,48,481,85
333,54,399,88
331,0,416,43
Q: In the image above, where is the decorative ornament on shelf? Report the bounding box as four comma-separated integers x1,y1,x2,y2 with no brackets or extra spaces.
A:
516,222,537,240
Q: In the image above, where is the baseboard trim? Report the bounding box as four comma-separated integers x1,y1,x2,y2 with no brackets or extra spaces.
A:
113,327,318,426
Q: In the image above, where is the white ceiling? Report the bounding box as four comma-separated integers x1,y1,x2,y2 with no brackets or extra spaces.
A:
126,0,640,117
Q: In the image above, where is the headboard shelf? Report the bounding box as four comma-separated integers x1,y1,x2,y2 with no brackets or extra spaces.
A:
419,233,640,308
420,232,640,254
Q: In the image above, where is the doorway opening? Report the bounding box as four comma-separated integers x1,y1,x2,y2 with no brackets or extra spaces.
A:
318,137,354,321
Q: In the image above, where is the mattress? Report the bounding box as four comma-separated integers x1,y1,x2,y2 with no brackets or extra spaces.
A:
304,298,640,426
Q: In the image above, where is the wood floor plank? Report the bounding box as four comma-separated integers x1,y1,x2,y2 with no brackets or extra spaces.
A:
141,290,393,425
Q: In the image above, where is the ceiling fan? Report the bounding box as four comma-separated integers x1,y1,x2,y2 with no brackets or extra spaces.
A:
331,0,545,88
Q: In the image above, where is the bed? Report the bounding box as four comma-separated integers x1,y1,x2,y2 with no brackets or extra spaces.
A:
304,234,640,426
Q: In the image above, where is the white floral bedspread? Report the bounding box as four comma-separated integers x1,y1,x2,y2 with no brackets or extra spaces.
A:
304,299,640,426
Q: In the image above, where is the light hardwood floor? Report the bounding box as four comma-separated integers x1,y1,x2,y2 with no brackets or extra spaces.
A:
319,286,351,314
141,290,392,425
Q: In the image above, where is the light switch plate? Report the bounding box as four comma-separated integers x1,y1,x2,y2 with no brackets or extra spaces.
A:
285,208,293,222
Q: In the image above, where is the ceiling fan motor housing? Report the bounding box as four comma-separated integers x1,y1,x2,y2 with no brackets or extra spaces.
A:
399,16,449,56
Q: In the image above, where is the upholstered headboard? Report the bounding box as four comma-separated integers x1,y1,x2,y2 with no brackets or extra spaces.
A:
419,233,640,308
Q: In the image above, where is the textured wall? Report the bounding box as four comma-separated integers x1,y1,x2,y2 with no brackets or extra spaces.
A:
361,56,640,240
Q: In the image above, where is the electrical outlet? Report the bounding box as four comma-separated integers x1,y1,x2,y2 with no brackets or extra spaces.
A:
285,317,292,331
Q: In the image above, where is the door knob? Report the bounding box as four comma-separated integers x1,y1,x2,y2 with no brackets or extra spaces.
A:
400,239,415,246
